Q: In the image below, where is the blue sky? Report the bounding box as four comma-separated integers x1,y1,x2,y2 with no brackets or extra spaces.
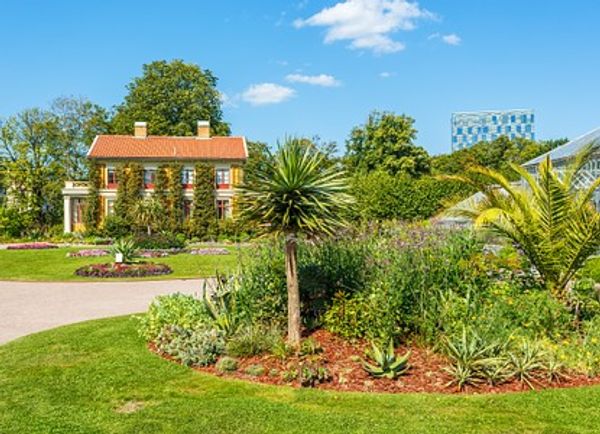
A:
1,0,599,155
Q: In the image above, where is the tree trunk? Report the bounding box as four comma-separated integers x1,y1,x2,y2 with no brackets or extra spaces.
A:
147,224,152,236
285,233,301,346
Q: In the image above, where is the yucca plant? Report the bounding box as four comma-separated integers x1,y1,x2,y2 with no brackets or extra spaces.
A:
239,138,353,345
444,145,600,300
109,238,138,263
202,275,240,337
443,328,508,390
361,339,411,379
507,341,546,389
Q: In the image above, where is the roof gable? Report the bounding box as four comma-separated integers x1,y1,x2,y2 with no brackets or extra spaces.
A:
88,135,247,160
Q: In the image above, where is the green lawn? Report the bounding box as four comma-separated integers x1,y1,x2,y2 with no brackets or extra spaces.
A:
0,246,243,281
1,317,600,433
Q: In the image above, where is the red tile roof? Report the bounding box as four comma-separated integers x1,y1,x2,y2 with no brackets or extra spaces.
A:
87,135,247,160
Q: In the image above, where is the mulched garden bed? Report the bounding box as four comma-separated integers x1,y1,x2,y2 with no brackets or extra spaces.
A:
151,329,600,395
75,262,172,278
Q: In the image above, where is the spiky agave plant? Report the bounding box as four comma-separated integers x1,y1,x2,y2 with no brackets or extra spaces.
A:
361,339,411,379
443,145,600,300
238,138,353,345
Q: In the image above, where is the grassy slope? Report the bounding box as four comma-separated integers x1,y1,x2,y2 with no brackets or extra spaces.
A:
1,317,600,433
0,247,243,281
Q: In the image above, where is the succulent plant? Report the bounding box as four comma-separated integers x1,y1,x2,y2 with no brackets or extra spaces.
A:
361,339,410,379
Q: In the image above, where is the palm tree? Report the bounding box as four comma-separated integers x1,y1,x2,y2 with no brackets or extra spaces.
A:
133,197,163,235
239,138,353,345
445,146,600,300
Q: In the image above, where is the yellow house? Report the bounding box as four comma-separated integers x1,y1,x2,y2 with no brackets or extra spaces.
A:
62,121,247,233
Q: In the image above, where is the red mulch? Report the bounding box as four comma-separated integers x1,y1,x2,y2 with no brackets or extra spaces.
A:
149,329,600,395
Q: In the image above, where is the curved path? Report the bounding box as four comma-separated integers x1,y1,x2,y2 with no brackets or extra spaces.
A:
0,279,208,345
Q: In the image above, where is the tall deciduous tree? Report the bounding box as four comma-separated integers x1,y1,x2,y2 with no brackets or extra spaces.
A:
240,138,353,345
0,108,65,229
51,96,110,180
111,60,230,136
345,111,430,177
432,136,569,178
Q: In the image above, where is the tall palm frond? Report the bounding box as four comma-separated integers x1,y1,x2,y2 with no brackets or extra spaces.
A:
442,145,600,298
238,138,353,236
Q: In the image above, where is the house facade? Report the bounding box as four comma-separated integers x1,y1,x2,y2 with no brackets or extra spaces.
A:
62,121,247,233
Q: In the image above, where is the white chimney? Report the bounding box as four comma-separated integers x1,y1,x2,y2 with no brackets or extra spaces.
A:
134,122,147,138
197,120,210,139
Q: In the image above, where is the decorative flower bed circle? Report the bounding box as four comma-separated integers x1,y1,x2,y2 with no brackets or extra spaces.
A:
75,262,172,278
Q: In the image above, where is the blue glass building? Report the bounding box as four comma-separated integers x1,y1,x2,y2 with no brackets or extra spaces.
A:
451,109,535,151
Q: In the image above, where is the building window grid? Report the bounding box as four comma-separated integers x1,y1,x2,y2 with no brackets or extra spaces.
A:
452,111,535,150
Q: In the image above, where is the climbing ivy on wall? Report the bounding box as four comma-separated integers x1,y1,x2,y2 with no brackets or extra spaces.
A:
83,159,102,233
154,165,169,209
166,163,184,232
114,162,144,228
190,162,216,239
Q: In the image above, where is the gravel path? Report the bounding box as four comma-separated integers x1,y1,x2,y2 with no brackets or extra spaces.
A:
0,279,208,345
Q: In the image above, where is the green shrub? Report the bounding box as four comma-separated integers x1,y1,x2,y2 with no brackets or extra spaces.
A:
0,206,28,238
244,364,265,377
571,278,600,321
133,233,186,250
225,325,282,357
271,338,295,360
216,356,239,373
138,293,211,341
298,363,332,388
299,337,322,356
350,171,471,221
155,325,225,366
102,215,131,239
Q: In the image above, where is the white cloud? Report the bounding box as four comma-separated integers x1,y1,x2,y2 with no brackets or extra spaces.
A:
294,0,434,54
429,32,462,46
241,83,296,106
285,73,341,87
219,92,239,109
442,33,461,46
379,71,396,78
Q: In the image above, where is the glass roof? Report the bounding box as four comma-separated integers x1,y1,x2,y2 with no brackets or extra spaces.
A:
523,127,600,167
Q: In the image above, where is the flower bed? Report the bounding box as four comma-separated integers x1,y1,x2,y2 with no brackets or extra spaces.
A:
67,249,109,258
7,242,58,250
139,250,169,258
189,248,229,256
152,329,600,394
75,262,172,278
